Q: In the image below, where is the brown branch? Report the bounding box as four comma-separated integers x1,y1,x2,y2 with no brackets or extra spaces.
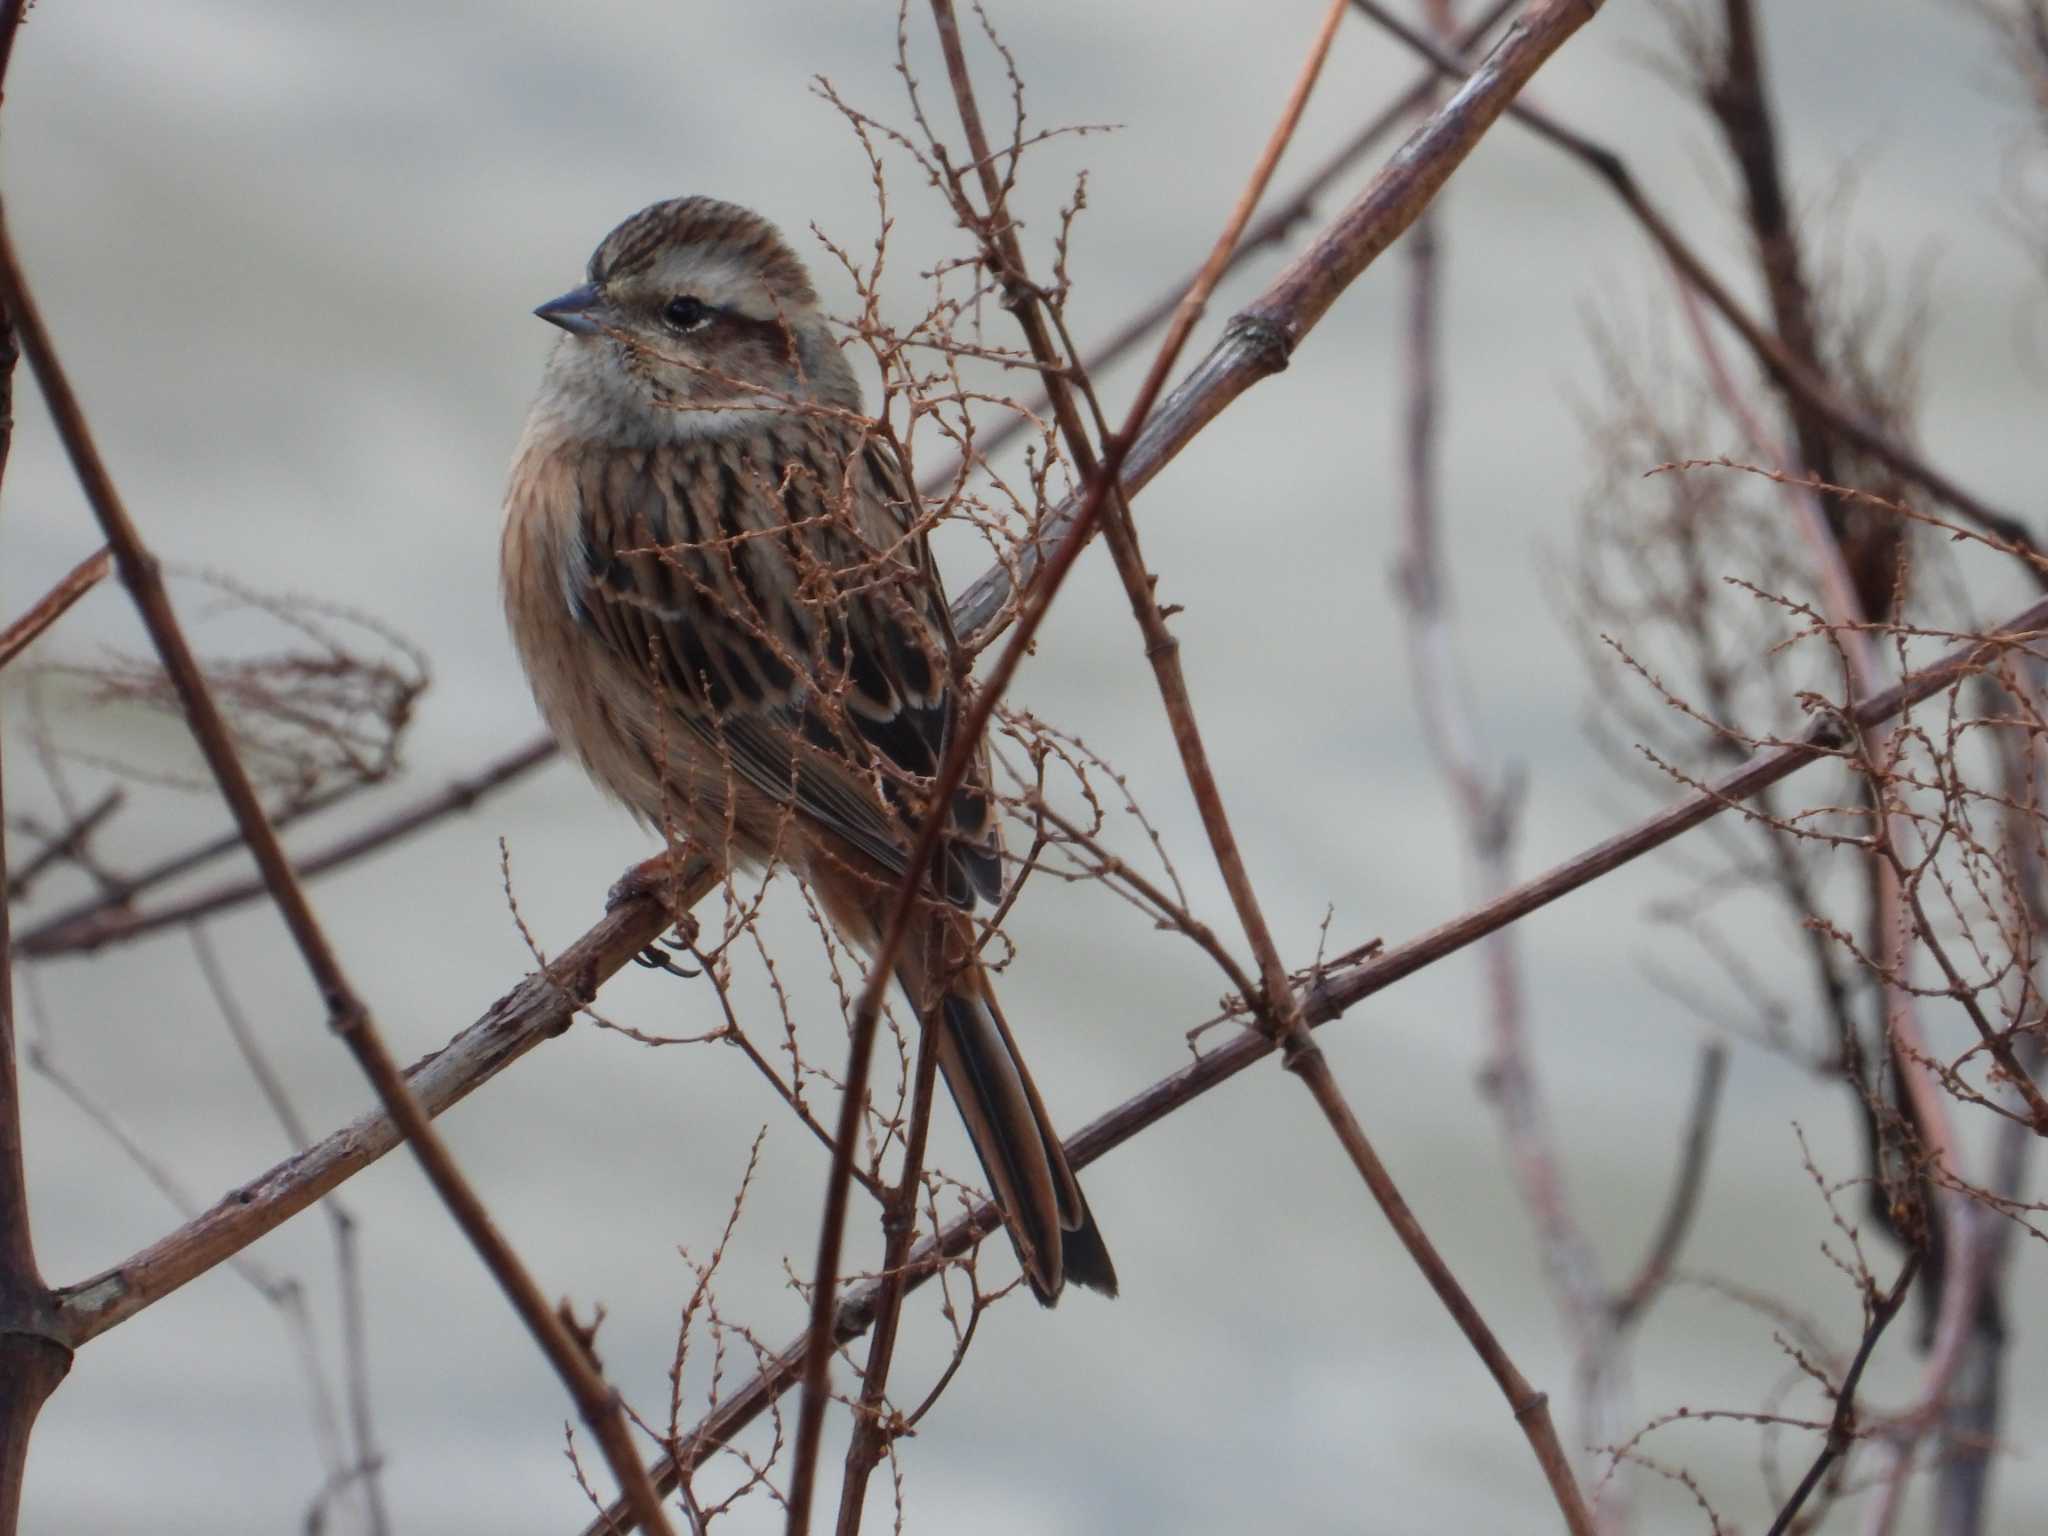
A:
0,215,675,1535
928,10,1578,1530
1342,0,2043,580
43,863,708,1346
1308,593,2048,1024
18,734,557,957
832,1019,941,1534
1761,1249,1921,1536
783,1,1380,1522
1612,1042,1728,1323
927,8,1594,1529
1393,144,1614,1526
25,579,2039,1525
924,0,1331,1024
948,0,1614,645
191,925,389,1532
1289,1045,1597,1534
0,684,69,1536
0,546,109,672
0,8,76,1521
912,0,1519,499
11,774,378,956
7,787,119,898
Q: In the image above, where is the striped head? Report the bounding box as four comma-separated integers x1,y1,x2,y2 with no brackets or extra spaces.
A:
528,197,861,445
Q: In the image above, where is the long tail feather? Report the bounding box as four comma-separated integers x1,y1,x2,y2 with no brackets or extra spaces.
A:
891,910,1116,1305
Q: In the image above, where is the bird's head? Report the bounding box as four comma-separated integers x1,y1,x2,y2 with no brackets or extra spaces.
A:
531,196,860,444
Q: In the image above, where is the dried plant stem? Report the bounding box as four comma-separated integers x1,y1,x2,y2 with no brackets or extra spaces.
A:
833,1024,941,1535
783,1,1382,1524
1396,160,1620,1527
19,734,558,957
193,926,389,1533
12,777,370,953
915,0,1521,499
1292,1053,1596,1534
1343,0,2041,578
0,216,676,1536
0,681,70,1536
932,5,1594,1527
1761,1251,1921,1536
45,863,711,1346
951,0,1617,644
1612,1044,1728,1323
0,10,74,1520
924,0,1326,1017
0,546,109,672
560,567,2032,1530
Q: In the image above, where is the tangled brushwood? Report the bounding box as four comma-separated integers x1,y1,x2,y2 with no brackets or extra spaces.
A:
5,2,2048,1535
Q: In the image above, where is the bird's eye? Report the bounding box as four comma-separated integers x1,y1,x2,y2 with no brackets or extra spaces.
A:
663,295,712,332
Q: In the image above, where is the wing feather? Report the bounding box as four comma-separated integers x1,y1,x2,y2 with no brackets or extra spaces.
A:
568,428,1001,905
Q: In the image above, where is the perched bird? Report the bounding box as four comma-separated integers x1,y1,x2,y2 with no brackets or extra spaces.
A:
501,196,1115,1304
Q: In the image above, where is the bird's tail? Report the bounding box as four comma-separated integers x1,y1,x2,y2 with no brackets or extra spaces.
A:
897,922,1116,1306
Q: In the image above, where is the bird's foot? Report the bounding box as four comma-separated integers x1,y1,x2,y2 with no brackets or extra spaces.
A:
611,852,704,973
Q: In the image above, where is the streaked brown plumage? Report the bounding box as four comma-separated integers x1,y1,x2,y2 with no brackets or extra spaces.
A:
501,196,1115,1304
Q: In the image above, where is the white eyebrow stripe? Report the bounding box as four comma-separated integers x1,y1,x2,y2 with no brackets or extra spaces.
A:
649,249,792,322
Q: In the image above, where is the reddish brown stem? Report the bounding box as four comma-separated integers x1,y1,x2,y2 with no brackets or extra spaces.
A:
45,865,707,1347
833,1022,941,1534
1343,0,2040,580
1289,1044,1597,1534
565,570,2040,1530
0,11,71,1521
781,5,1372,1524
915,0,1518,501
19,735,557,957
0,211,676,1536
0,546,109,672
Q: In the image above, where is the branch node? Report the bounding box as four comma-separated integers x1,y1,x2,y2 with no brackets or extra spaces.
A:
1224,311,1295,373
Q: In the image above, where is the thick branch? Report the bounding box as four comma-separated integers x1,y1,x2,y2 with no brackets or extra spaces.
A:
576,590,2048,1536
0,207,677,1536
43,865,708,1347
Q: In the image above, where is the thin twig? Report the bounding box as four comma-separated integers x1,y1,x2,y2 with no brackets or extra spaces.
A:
1393,133,1612,1525
1290,1048,1597,1534
0,546,109,672
0,214,676,1536
911,0,1519,500
1612,1042,1728,1323
191,925,389,1533
1343,0,2043,580
1762,1250,1922,1536
7,787,119,897
18,734,557,957
783,1,1379,1521
0,7,75,1519
833,1021,941,1534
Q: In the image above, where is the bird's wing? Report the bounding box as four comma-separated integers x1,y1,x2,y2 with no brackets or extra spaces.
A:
568,426,1001,906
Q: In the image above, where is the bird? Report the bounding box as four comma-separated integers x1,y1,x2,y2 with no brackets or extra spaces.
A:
500,195,1115,1305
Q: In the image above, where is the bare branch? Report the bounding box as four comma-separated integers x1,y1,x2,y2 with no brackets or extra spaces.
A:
0,546,108,672
18,734,556,957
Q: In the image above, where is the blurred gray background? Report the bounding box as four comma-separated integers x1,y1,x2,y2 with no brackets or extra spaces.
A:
4,2,2044,1532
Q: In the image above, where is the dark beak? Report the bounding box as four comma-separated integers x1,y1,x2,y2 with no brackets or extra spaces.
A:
534,283,610,336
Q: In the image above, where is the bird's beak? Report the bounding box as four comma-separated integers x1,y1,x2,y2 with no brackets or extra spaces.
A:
534,283,611,336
